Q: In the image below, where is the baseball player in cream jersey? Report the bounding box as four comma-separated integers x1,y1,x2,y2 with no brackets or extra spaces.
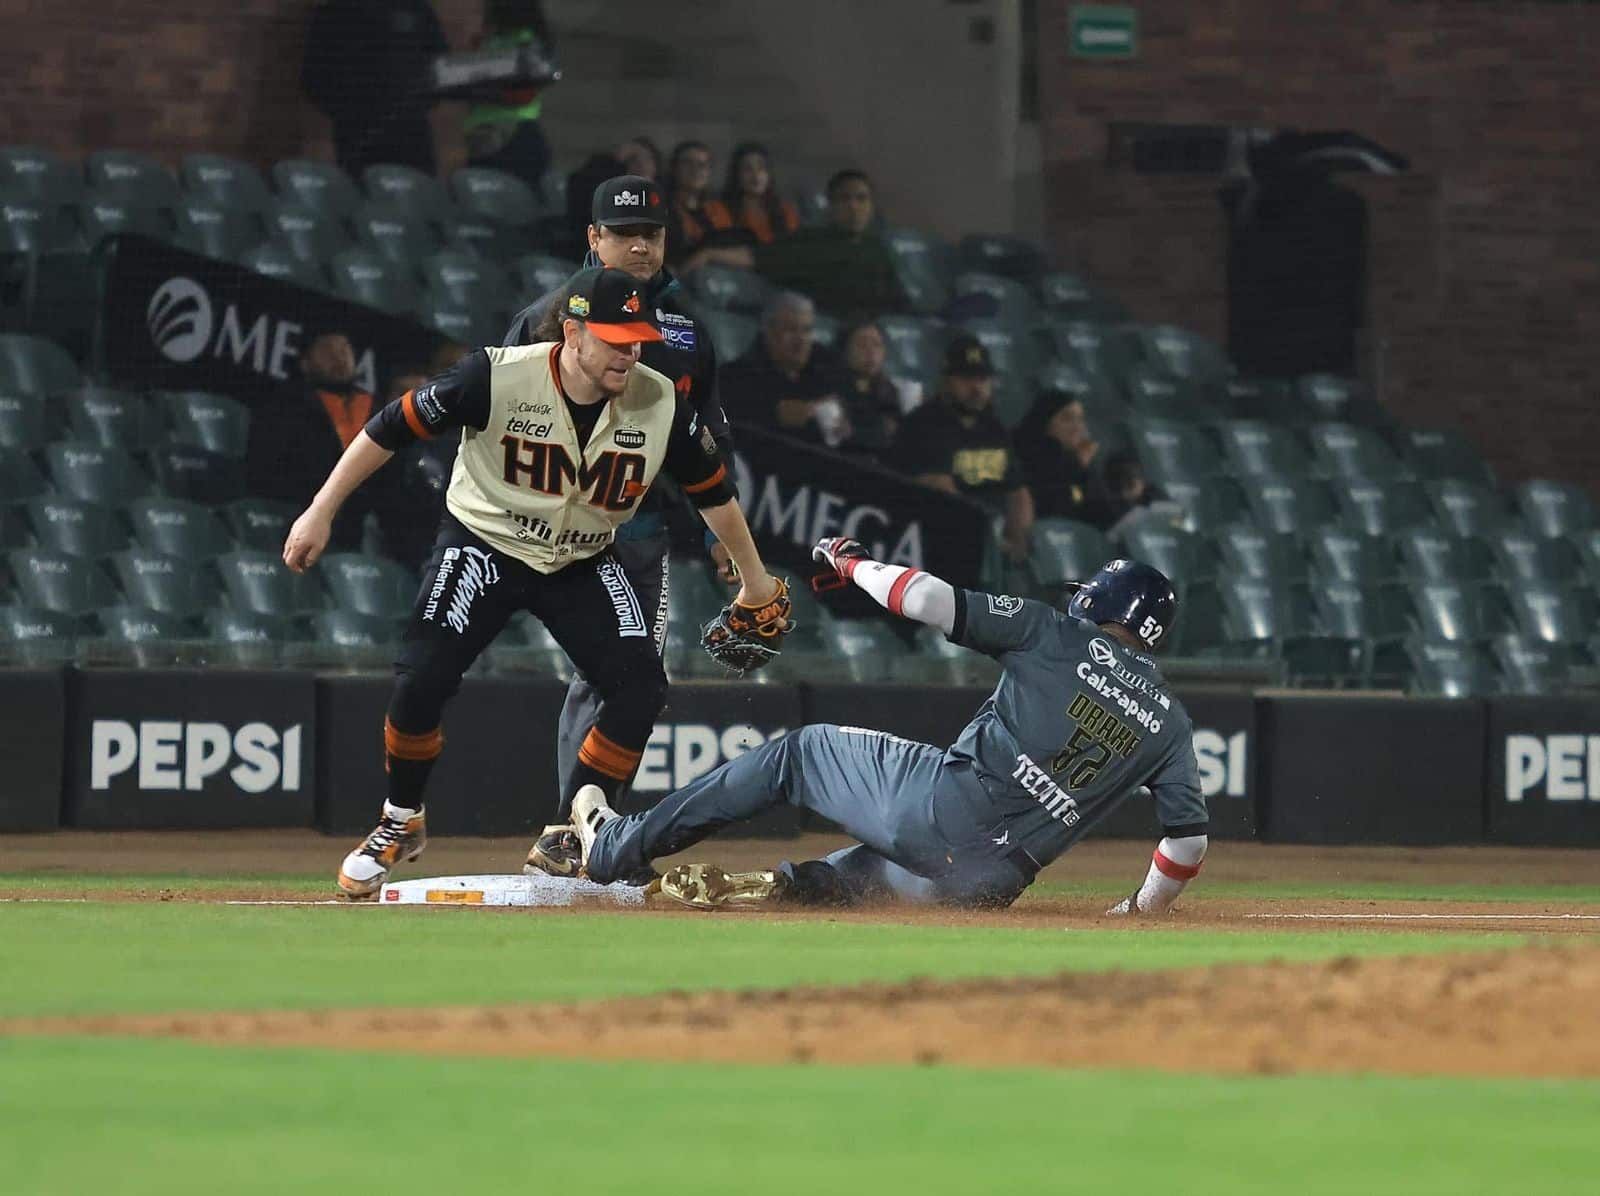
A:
566,546,1208,913
280,266,786,899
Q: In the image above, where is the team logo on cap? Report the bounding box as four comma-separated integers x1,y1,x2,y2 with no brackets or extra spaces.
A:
622,292,641,314
567,295,591,318
966,346,985,366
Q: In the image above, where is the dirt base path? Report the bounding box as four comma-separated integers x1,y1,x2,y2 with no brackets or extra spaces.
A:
10,944,1599,1078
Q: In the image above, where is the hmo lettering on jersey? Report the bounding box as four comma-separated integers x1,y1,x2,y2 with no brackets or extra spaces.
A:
499,439,649,512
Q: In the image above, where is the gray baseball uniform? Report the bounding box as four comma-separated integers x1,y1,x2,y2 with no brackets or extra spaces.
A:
585,589,1207,905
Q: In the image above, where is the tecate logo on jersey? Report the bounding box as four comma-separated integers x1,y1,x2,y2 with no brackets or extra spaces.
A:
1505,735,1600,801
90,720,303,793
633,724,785,791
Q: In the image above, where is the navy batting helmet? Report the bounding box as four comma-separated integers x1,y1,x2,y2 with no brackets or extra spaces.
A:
1066,559,1177,650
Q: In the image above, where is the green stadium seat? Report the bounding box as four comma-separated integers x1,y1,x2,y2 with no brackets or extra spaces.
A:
1127,418,1218,487
956,233,1045,284
66,387,162,449
157,390,251,458
1578,529,1600,587
1121,364,1212,421
319,552,416,618
1408,581,1503,643
449,167,542,228
7,547,116,615
1311,581,1411,686
1335,478,1433,537
0,333,81,395
684,263,773,315
171,200,261,261
216,549,324,616
1295,374,1386,427
272,159,363,220
1405,638,1496,697
240,241,328,290
1217,419,1313,477
1307,422,1403,480
1395,528,1493,585
263,202,351,264
129,497,233,559
180,154,274,214
1136,325,1230,385
1308,526,1395,585
361,163,451,223
88,604,198,667
951,270,1034,325
0,603,80,665
0,392,57,449
1490,633,1572,696
351,203,441,267
24,497,128,557
1244,477,1338,536
1426,479,1512,540
1490,528,1580,584
1118,523,1211,589
303,608,404,668
109,549,219,617
514,253,580,300
145,446,244,505
1039,271,1121,320
875,314,943,384
438,213,505,258
45,441,147,504
884,227,952,315
85,150,181,208
1514,479,1595,539
328,247,420,315
1397,427,1493,483
1216,524,1307,582
1029,518,1112,586
1216,577,1355,683
202,607,293,666
0,192,82,255
221,498,296,552
1504,583,1595,647
0,146,83,203
1219,377,1292,421
0,445,48,501
421,249,512,313
76,193,171,244
1036,318,1140,384
417,299,490,347
695,310,759,364
1159,475,1249,534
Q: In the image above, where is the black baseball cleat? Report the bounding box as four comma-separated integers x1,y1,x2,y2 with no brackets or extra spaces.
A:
523,825,580,878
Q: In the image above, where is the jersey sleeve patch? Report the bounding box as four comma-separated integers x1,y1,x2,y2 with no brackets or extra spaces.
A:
987,594,1024,617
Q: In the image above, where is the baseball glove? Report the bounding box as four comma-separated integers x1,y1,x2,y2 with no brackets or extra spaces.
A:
701,577,793,674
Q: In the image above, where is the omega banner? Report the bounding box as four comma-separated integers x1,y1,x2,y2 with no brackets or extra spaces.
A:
730,429,992,591
97,234,450,402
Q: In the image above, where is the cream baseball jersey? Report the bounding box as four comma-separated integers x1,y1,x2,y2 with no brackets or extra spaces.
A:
365,344,733,573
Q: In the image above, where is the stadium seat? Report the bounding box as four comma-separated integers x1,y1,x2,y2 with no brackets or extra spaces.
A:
1425,479,1512,540
0,445,48,501
449,167,542,228
85,150,181,208
24,497,128,557
1216,419,1313,477
1215,577,1355,682
0,145,83,203
76,193,170,244
1294,374,1384,426
328,247,420,315
1117,523,1211,590
1037,318,1140,384
1307,422,1403,480
1405,638,1497,697
1127,418,1219,487
950,271,1034,326
956,233,1045,284
1039,271,1121,321
216,550,324,616
514,253,580,300
875,314,943,384
0,192,82,256
1030,519,1112,586
45,441,147,504
1503,583,1595,646
684,263,773,315
1490,633,1572,696
91,605,197,665
171,200,260,262
1578,529,1600,587
158,390,251,458
352,203,441,267
263,202,352,264
1408,581,1503,643
1490,528,1580,584
1311,581,1411,686
1219,377,1292,421
1121,364,1211,421
221,499,296,552
129,497,233,559
1136,325,1230,385
305,608,404,667
239,241,328,290
694,310,758,364
144,445,246,505
319,552,416,619
361,163,451,223
201,607,293,666
1308,526,1395,585
66,387,162,449
883,227,952,315
1244,477,1338,536
7,548,116,615
417,299,492,347
180,154,274,214
0,392,57,449
0,603,80,664
1395,527,1493,585
108,549,219,617
0,333,81,395
1335,478,1433,537
1159,475,1250,534
1216,524,1308,582
271,159,363,220
1514,479,1595,539
437,213,506,258
1397,427,1493,483
420,249,513,313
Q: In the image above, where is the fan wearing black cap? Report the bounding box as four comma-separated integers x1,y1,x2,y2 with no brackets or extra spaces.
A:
280,266,783,900
503,174,734,828
893,335,1035,562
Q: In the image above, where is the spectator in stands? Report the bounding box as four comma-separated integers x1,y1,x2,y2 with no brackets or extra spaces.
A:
464,0,556,190
302,0,448,176
721,292,852,450
1013,388,1105,523
753,169,905,320
702,142,800,246
837,320,905,460
557,151,628,258
617,136,663,182
894,336,1034,561
247,329,385,552
663,140,727,266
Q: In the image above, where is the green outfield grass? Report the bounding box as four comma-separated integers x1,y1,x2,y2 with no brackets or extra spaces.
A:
7,1037,1596,1196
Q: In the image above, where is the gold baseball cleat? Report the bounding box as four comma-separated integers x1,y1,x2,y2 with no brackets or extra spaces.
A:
654,863,785,910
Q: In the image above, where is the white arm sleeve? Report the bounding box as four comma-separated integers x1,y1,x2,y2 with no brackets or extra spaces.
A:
1110,835,1208,915
845,561,956,635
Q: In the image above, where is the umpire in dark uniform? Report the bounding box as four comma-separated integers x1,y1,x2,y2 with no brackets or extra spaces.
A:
504,174,731,821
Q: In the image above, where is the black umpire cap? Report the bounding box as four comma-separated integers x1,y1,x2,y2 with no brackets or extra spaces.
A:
592,175,667,228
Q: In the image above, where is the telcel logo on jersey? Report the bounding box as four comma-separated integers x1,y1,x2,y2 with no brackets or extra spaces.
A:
505,418,551,438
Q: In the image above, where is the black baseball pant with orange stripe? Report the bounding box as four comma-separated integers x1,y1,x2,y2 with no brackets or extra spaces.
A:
383,512,669,820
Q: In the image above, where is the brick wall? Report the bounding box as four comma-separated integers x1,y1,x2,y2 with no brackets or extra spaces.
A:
1039,0,1600,488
